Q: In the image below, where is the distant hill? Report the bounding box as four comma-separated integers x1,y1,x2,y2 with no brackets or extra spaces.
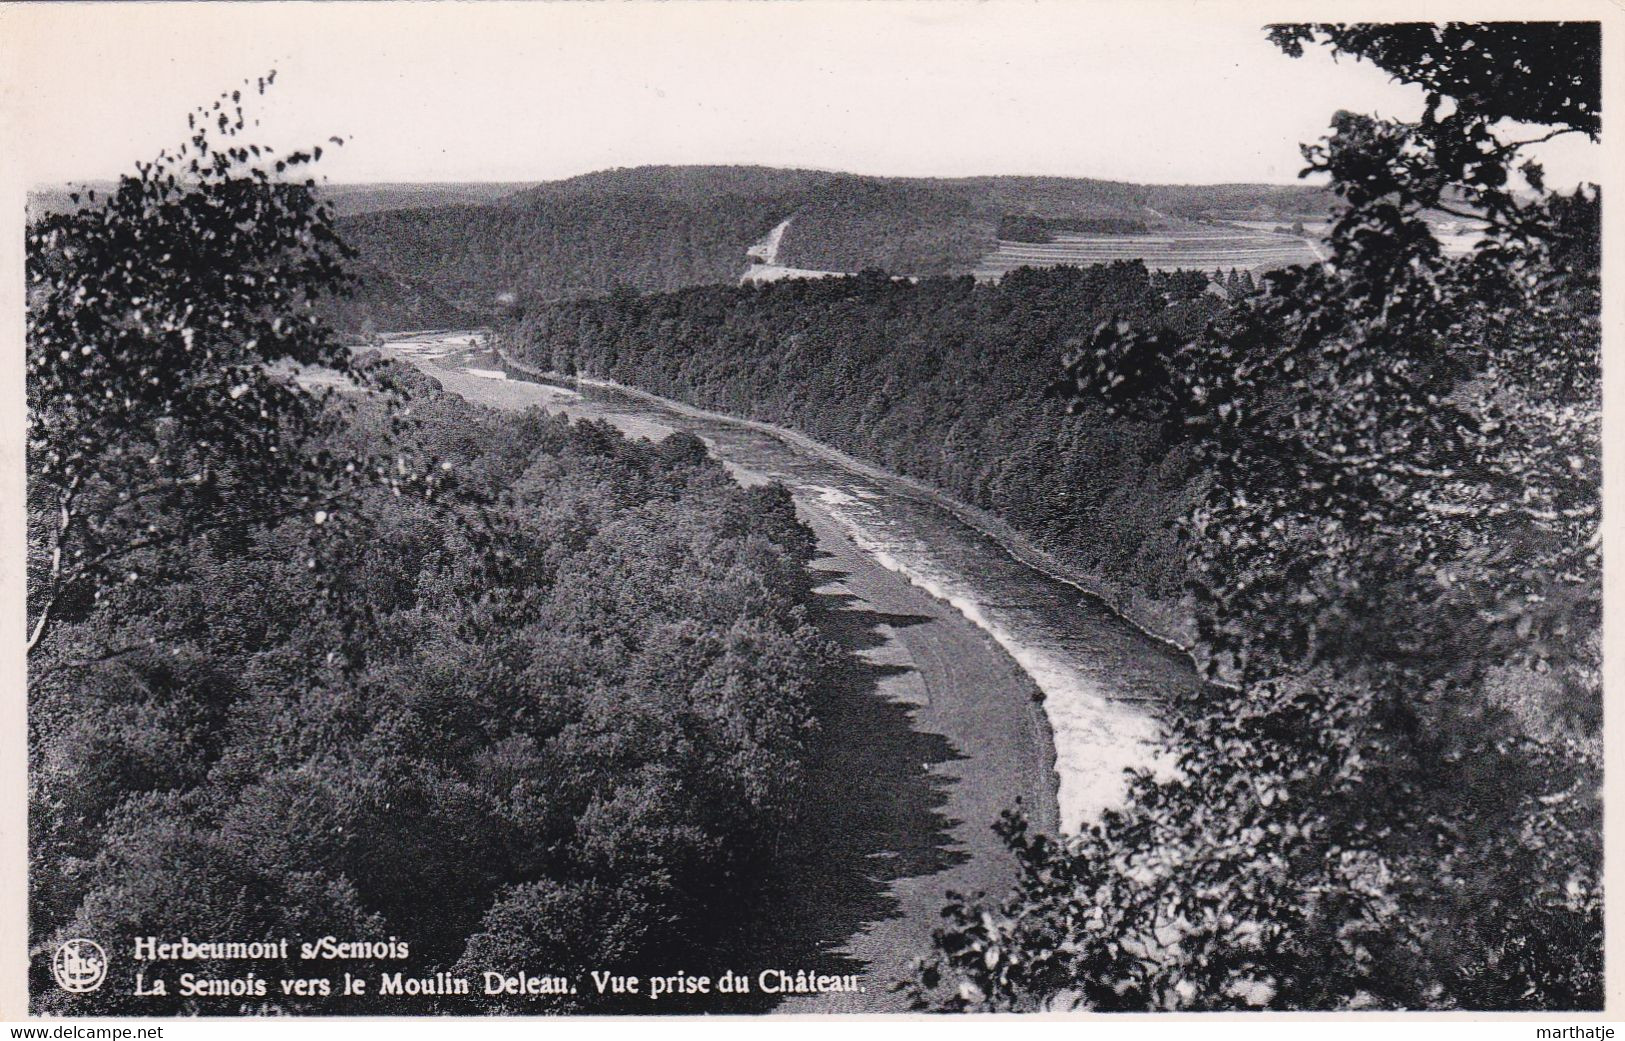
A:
334,189,799,315
321,262,474,338
330,166,1333,325
317,182,537,216
27,181,534,219
26,183,120,220
27,182,502,334
30,166,1334,332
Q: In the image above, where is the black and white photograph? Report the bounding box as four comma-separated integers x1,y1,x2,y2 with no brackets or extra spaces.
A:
2,0,1614,1021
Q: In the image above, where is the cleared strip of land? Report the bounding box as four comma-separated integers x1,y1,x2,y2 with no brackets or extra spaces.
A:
975,228,1323,278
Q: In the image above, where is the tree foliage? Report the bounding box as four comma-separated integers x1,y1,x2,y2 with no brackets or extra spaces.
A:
31,378,833,1014
912,22,1601,1011
29,87,835,1015
509,263,1225,632
25,75,443,656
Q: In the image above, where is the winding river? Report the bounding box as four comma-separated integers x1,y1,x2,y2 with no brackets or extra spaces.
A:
378,330,1201,834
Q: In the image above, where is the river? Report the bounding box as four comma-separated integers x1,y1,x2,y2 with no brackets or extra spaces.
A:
375,330,1201,835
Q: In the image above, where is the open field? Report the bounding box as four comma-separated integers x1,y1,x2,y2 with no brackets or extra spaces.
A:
741,263,850,284
975,227,1323,279
746,218,793,264
1234,217,1484,256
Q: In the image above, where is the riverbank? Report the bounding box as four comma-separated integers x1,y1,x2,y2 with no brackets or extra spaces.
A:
757,507,1059,1011
385,339,1062,1009
494,345,1200,662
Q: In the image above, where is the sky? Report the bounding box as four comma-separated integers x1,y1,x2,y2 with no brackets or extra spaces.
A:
1,1,1603,189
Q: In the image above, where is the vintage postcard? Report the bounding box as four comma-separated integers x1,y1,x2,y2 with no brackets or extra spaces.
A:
0,0,1617,1023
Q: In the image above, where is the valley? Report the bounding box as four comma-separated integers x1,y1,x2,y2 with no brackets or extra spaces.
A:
309,166,1335,329
376,329,1204,1006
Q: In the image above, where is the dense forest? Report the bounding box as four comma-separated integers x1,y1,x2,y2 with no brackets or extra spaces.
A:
318,261,473,337
321,166,1329,328
335,192,790,314
921,24,1603,1012
508,264,1224,636
995,214,1149,242
33,165,1330,336
507,22,1604,1011
30,371,831,1015
27,87,834,1014
25,18,1599,1018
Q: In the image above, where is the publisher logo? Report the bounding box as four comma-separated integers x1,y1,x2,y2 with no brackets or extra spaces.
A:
52,938,107,993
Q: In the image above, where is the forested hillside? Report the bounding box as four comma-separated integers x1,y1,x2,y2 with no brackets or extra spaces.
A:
31,369,833,1014
322,166,1329,328
505,22,1603,1011
920,22,1603,1011
27,14,1596,1017
507,263,1224,635
28,89,835,1014
319,261,474,336
335,192,791,313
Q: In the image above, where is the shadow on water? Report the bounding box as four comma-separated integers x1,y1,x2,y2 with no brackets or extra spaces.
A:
704,568,969,1012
